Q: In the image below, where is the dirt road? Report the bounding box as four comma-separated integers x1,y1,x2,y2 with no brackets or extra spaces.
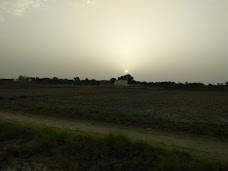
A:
0,111,227,161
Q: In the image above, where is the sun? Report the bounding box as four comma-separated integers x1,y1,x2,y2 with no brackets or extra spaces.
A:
125,70,129,73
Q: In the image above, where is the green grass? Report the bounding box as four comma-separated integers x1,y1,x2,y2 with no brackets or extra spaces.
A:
1,121,226,170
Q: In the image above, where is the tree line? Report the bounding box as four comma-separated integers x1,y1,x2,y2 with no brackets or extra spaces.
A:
6,75,227,90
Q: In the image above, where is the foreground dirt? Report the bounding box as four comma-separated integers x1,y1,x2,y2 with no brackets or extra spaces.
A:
0,111,227,161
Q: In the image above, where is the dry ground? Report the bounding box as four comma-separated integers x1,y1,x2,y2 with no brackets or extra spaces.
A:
0,85,228,163
0,86,227,124
0,111,227,162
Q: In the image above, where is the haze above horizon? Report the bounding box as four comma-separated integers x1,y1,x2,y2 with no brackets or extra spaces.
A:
0,0,227,83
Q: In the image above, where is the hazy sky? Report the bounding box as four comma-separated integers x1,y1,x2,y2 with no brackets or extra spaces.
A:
0,0,227,83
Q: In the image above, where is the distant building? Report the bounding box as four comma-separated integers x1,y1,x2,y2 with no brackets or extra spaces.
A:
114,80,128,86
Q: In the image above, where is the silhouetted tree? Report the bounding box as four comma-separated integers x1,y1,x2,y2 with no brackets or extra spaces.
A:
118,74,134,84
18,75,28,81
110,78,116,83
74,77,80,82
51,77,58,84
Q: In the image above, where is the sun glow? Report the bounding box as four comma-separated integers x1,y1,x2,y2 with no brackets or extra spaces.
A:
104,28,147,75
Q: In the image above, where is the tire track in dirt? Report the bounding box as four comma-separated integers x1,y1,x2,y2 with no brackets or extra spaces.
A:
0,111,227,161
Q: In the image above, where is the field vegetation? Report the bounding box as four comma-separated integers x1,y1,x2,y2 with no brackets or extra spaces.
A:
0,83,228,169
0,121,226,170
0,84,228,139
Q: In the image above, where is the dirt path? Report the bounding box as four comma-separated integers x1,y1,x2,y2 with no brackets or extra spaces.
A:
0,111,227,161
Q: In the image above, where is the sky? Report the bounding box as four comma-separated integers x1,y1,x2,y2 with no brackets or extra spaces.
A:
0,0,227,83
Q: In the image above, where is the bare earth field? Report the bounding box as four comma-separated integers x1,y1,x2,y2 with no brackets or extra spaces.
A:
0,85,227,137
0,84,228,164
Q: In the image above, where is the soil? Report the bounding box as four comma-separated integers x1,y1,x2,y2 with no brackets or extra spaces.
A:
0,111,227,162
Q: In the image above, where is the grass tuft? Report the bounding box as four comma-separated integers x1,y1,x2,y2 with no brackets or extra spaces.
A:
0,121,226,170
